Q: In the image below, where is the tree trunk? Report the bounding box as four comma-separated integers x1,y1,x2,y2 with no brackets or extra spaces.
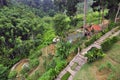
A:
83,0,87,34
115,3,120,23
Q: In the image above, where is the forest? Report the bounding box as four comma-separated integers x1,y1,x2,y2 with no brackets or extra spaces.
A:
0,0,120,80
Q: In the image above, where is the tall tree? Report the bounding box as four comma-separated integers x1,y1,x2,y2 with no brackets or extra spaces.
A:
83,0,87,33
43,0,54,12
54,0,67,12
66,0,81,16
91,0,120,20
0,0,7,7
53,14,70,38
115,3,120,23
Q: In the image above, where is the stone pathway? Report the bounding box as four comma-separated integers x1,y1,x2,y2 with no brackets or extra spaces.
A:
55,54,87,80
55,27,120,80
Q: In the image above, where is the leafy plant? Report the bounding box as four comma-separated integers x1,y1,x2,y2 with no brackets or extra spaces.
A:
85,48,105,63
8,70,17,79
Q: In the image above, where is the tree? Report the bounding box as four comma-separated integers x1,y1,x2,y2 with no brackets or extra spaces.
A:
115,3,120,23
8,70,17,79
54,0,83,16
53,14,70,38
0,0,7,7
0,64,8,80
43,0,54,12
66,0,82,16
54,0,67,12
91,0,120,20
83,0,87,34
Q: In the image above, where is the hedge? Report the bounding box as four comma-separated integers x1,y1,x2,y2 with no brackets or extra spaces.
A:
85,33,102,47
85,48,105,63
39,59,67,80
101,36,119,52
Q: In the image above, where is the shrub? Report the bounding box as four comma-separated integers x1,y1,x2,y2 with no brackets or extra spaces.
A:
107,73,115,80
39,69,56,80
27,71,41,80
56,41,72,59
29,59,39,68
55,60,67,74
39,58,67,80
8,70,17,79
85,34,100,47
20,65,30,75
101,36,119,52
98,62,115,73
85,48,105,63
29,50,42,59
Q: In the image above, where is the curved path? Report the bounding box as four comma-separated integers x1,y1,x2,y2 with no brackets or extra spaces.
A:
55,27,120,80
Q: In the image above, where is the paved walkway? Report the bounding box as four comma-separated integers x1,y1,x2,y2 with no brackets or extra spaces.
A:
55,27,120,80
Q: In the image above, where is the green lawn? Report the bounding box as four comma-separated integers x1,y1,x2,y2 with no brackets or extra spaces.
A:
73,41,120,80
61,72,71,80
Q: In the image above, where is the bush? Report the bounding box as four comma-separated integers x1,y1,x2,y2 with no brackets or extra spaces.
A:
8,70,17,79
39,69,56,80
20,65,30,76
29,59,39,68
27,71,41,80
101,36,119,52
29,50,42,59
85,33,102,47
107,73,115,80
39,58,67,80
55,60,67,74
85,48,105,63
56,41,72,59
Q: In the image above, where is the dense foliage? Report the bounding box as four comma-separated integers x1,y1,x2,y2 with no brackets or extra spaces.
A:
101,36,119,52
0,5,55,79
91,0,120,19
85,48,105,63
0,0,120,80
53,14,71,37
86,36,120,63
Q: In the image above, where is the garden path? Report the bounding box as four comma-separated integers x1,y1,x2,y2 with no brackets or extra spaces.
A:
55,26,120,80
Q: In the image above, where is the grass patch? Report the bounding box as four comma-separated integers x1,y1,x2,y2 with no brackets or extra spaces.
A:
71,62,78,70
61,72,71,80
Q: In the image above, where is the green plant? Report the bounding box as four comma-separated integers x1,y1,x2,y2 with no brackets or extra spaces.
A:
55,60,67,74
107,73,115,80
53,14,71,37
39,69,56,80
56,41,72,59
20,65,30,75
29,59,39,69
101,36,119,52
98,62,115,72
85,48,105,63
71,62,78,70
29,50,42,59
61,72,71,80
8,70,17,79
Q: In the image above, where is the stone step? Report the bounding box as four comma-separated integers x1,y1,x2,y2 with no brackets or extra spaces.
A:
68,75,73,80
